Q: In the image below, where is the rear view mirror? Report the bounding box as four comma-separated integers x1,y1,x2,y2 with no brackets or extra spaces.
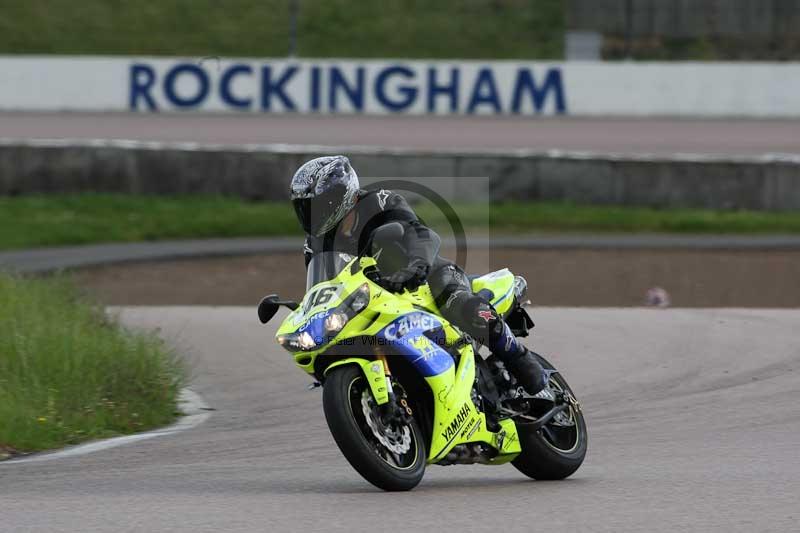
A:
258,295,280,324
257,295,299,324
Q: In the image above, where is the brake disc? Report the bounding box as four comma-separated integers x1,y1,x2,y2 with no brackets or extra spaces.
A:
360,391,412,455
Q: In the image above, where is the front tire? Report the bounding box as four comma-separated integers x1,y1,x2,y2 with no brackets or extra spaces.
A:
512,353,587,480
322,365,426,491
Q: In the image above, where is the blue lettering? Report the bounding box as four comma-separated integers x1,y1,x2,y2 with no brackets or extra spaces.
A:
329,66,365,112
260,65,299,111
219,64,253,109
427,67,459,113
374,66,418,112
467,68,501,114
163,64,209,109
310,66,322,111
511,68,566,114
129,64,157,111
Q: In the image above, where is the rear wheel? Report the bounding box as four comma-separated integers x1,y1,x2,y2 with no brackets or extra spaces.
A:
322,365,426,491
512,353,587,480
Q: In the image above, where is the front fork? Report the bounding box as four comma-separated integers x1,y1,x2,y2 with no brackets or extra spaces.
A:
376,352,413,418
375,352,394,397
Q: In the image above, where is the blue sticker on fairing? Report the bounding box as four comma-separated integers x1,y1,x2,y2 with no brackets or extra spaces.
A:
298,310,330,344
378,312,454,377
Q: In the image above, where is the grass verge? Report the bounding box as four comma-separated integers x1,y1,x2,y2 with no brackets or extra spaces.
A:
0,194,299,250
0,273,185,457
2,194,800,252
0,0,563,59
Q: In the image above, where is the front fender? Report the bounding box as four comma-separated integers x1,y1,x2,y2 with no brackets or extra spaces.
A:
324,358,390,405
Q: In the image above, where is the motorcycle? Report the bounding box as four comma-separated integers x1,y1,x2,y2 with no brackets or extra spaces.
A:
258,251,587,491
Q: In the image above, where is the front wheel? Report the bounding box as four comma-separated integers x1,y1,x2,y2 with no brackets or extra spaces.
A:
322,365,426,491
512,353,587,480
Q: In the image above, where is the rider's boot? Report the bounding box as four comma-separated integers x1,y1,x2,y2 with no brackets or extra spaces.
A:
503,347,546,396
489,320,546,396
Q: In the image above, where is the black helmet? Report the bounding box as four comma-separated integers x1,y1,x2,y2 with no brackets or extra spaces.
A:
290,155,360,237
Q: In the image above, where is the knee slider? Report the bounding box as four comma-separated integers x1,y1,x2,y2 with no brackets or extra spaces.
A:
463,297,501,340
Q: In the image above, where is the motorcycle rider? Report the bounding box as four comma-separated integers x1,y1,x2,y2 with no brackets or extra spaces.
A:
291,155,546,395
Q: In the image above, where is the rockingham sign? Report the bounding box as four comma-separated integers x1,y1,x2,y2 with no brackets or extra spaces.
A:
130,61,566,114
1,56,799,117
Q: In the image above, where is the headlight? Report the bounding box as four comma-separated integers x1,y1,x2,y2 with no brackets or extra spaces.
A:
296,331,317,350
323,283,370,336
324,311,348,334
277,330,317,351
349,283,370,312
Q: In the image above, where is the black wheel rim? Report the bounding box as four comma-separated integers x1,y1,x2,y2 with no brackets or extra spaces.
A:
347,376,419,470
539,377,582,454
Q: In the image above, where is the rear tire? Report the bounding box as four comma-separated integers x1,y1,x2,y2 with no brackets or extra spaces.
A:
512,353,587,480
323,365,426,491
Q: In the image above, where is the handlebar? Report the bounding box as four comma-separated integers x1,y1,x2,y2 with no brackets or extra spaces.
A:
362,263,404,293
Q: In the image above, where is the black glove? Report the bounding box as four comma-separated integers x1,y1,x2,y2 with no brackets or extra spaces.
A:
385,259,430,293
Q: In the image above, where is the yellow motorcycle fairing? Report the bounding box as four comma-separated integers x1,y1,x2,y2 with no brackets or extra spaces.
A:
275,256,521,463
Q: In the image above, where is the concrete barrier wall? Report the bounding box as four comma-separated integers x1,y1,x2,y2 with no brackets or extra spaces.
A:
1,139,799,210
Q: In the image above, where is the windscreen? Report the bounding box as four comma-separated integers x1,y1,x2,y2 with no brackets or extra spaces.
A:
305,251,355,291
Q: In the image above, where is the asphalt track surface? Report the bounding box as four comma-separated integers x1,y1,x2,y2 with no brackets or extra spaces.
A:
3,306,799,531
3,112,800,155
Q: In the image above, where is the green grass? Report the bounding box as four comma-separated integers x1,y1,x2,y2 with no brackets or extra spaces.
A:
0,0,564,59
0,194,300,250
2,194,800,252
423,203,800,235
0,273,185,456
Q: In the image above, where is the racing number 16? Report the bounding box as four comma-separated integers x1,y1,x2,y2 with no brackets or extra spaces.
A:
304,286,338,313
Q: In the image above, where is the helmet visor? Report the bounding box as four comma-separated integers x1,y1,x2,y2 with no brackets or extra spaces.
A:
292,184,347,236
